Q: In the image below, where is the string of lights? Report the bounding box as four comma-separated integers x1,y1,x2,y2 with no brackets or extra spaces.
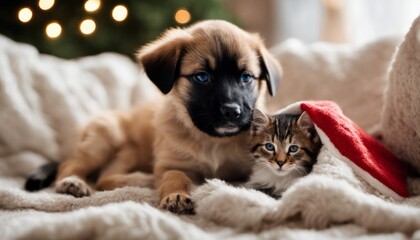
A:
17,0,192,40
3,0,233,58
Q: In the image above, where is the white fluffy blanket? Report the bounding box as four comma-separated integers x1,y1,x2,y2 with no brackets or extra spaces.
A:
1,17,420,239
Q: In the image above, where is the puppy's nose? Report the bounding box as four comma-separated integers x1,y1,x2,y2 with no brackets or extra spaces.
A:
220,103,241,120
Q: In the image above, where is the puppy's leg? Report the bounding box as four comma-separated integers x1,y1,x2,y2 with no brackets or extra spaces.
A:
55,160,93,198
96,172,155,190
157,170,195,214
96,144,154,190
56,114,125,197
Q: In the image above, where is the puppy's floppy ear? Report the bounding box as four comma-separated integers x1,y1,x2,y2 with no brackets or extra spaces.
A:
136,29,191,94
257,45,282,97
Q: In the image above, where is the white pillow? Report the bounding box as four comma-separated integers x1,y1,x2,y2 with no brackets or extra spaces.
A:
266,37,401,131
380,15,420,172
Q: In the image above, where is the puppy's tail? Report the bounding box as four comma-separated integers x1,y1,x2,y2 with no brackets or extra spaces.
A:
24,162,59,191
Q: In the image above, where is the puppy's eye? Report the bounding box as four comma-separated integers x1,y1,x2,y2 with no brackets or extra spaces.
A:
265,143,275,151
288,145,299,153
193,72,209,83
240,73,253,83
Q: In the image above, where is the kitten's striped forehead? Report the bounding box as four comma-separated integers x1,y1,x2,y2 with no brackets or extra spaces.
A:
273,114,298,143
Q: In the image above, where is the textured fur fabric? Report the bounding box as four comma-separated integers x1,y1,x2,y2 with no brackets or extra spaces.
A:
1,16,420,239
381,16,420,173
0,35,158,183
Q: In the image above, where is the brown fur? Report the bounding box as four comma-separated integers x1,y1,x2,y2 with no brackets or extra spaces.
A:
55,20,281,214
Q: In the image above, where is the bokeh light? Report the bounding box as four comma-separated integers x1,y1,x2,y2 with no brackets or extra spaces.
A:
80,19,96,35
112,5,128,22
84,0,101,12
39,0,55,11
175,8,191,24
18,8,33,23
46,22,62,38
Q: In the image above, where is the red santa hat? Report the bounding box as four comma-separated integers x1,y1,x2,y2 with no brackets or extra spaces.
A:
278,101,408,200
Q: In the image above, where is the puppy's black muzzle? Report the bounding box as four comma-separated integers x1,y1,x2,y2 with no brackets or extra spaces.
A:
220,103,241,120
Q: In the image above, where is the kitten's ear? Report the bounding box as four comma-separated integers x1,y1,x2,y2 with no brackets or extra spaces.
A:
136,28,191,94
297,111,317,139
250,109,270,136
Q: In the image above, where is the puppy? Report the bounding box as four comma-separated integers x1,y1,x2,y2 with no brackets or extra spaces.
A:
33,20,281,214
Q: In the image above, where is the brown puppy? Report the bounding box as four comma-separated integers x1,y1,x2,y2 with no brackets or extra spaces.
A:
52,20,281,213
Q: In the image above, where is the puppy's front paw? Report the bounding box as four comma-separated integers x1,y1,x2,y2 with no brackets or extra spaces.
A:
56,176,91,198
160,193,195,214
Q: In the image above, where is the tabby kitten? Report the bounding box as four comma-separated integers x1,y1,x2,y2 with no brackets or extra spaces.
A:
245,109,322,198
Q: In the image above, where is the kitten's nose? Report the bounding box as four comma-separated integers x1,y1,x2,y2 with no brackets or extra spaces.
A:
220,103,241,120
276,160,285,168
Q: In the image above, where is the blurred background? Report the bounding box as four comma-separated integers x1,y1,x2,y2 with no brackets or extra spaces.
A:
0,0,418,59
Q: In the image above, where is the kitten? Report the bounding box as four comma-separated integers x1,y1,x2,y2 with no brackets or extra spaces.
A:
245,109,322,198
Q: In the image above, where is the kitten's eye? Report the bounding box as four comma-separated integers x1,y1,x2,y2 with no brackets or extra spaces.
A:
265,143,275,151
288,145,299,153
240,73,253,83
193,72,209,83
